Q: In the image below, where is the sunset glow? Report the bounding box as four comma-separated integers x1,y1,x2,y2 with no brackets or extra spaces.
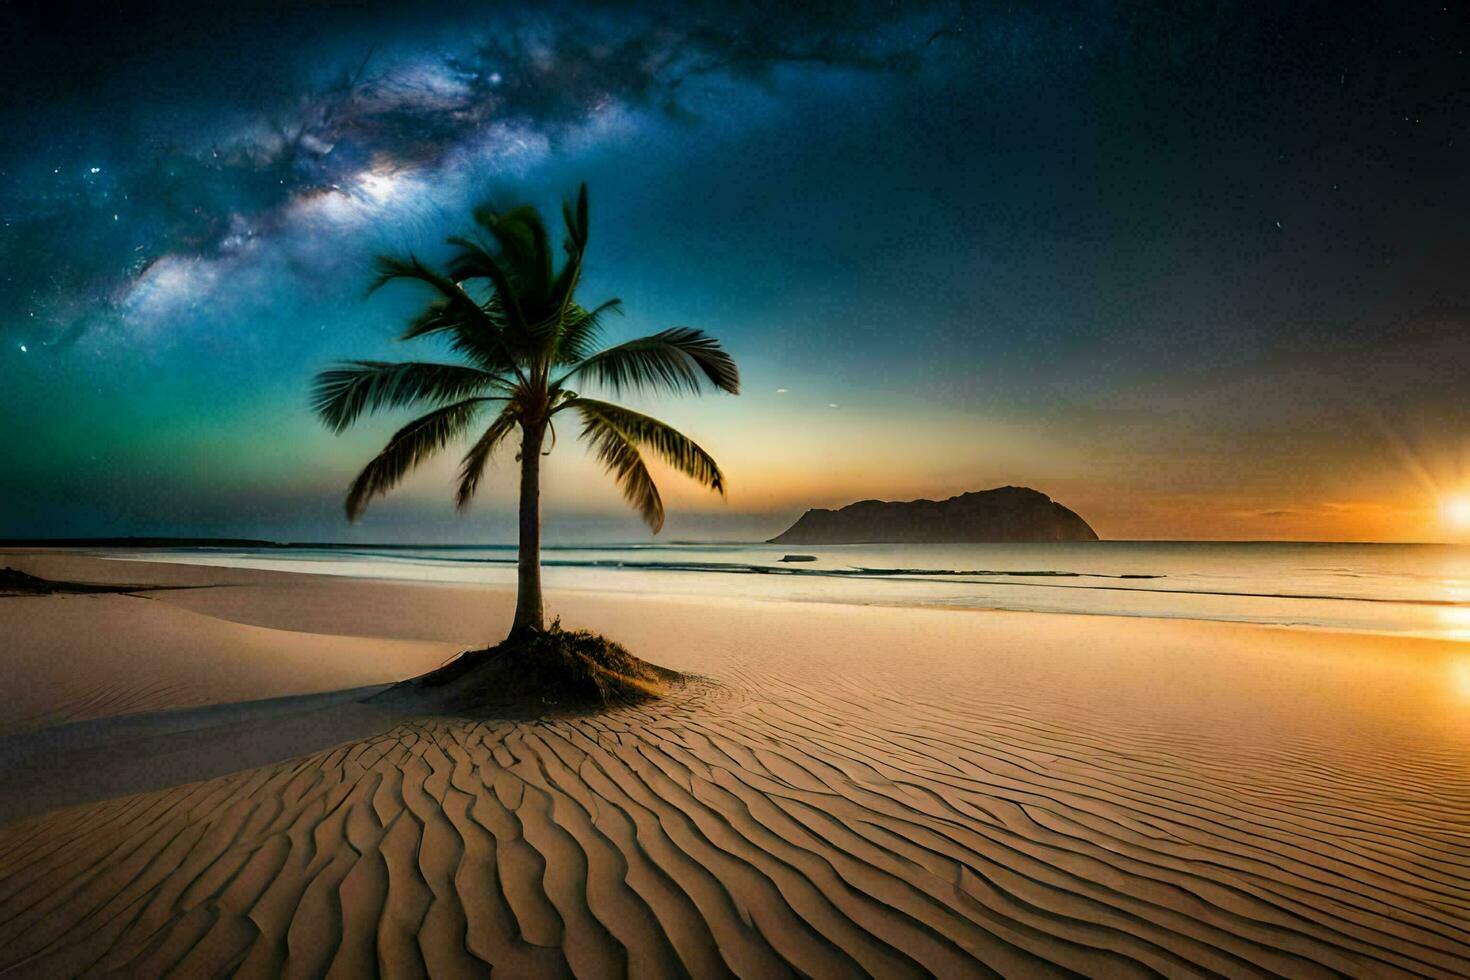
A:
1443,495,1470,532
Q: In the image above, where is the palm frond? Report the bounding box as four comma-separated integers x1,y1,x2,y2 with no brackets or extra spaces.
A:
549,184,589,308
439,237,531,339
573,402,665,531
568,398,725,532
369,254,526,375
497,205,553,297
368,253,469,303
400,297,516,373
562,183,589,251
443,233,497,284
470,204,548,275
556,298,622,364
578,399,725,492
561,328,740,396
345,398,489,520
457,407,521,510
312,361,502,433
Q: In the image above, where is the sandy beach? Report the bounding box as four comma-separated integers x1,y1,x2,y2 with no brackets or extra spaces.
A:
1,550,1468,976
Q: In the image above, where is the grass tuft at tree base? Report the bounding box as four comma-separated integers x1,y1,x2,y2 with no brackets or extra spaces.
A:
376,618,683,716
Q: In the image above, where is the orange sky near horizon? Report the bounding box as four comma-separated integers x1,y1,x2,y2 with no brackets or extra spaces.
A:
335,381,1469,544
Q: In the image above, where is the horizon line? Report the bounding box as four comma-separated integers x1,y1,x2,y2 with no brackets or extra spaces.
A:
2,536,1466,548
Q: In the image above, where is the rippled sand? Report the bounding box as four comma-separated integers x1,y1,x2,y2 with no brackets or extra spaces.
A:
2,552,1468,976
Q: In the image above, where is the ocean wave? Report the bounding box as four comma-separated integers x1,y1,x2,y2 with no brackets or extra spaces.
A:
197,549,1470,608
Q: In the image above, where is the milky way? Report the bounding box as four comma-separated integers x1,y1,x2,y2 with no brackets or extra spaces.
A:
0,1,1466,541
2,1,963,352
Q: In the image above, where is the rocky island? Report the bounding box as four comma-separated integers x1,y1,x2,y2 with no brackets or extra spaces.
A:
769,486,1099,544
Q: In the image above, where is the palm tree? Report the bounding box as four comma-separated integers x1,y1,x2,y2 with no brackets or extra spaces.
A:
312,185,739,636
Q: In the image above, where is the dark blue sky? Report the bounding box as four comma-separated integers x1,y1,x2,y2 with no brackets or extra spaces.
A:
2,1,1466,541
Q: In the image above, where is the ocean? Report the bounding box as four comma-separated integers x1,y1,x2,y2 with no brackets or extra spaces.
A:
105,541,1470,641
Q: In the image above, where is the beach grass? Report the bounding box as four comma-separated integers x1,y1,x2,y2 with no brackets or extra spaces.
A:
382,618,682,714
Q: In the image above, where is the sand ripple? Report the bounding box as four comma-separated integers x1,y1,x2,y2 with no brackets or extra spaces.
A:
2,663,1468,978
0,680,212,737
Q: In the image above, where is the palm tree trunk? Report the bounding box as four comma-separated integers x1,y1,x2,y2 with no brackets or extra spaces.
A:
511,421,545,634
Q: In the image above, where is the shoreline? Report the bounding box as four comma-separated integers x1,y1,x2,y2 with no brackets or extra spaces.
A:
25,545,1467,643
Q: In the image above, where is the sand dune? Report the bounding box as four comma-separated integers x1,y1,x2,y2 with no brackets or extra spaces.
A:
1,553,1469,975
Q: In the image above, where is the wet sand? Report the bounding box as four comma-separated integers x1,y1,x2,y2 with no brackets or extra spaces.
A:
1,551,1468,976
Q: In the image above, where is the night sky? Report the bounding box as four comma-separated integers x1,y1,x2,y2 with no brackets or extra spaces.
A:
2,1,1466,542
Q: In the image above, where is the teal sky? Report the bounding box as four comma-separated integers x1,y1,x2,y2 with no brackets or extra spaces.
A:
2,2,1467,542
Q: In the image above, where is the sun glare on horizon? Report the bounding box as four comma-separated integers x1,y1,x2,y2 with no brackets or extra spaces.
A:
1442,494,1470,533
